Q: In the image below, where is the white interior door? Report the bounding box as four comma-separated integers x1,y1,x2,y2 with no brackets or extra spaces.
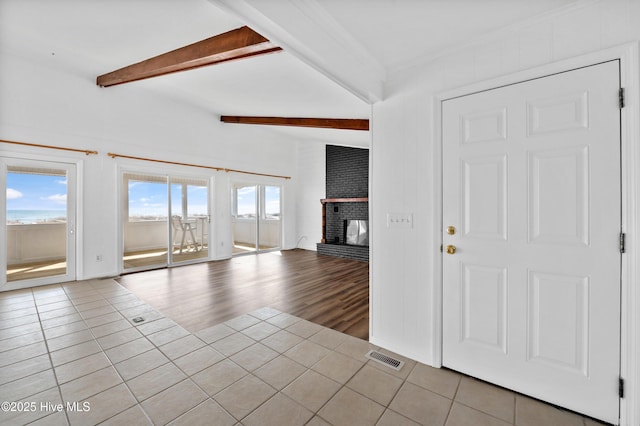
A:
442,60,621,423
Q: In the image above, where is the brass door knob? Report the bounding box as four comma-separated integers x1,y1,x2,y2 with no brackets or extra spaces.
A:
446,226,456,235
445,245,456,255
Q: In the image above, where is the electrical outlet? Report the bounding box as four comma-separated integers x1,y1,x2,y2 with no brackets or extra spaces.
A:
96,255,103,261
387,213,413,229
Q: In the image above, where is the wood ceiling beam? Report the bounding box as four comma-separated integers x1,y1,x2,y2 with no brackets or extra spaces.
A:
220,116,369,131
97,26,282,87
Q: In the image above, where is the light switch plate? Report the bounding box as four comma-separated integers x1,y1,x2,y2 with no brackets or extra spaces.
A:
387,213,413,228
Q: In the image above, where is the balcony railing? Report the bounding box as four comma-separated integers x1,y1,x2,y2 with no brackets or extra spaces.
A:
7,222,66,265
7,219,281,280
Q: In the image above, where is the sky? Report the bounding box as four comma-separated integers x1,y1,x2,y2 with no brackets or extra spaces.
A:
127,181,280,218
6,173,281,219
127,181,208,218
236,185,281,217
6,172,68,211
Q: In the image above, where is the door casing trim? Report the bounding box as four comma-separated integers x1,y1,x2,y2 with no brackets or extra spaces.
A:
0,151,84,290
432,42,640,426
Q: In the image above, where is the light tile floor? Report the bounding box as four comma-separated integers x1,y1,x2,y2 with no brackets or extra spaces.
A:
0,278,609,426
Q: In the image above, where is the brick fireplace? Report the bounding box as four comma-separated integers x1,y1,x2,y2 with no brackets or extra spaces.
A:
316,145,369,261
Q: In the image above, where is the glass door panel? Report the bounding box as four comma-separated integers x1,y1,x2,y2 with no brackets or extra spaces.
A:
259,185,281,250
232,183,281,255
170,177,209,263
233,185,257,254
3,161,76,288
123,173,168,271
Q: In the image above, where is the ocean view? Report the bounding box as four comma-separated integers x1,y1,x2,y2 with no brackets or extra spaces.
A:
7,209,67,224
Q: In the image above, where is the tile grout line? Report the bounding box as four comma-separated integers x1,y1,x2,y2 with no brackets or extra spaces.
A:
62,281,125,425
4,279,600,426
34,285,73,426
200,320,274,423
9,287,460,425
93,278,244,424
40,280,153,424
187,312,301,423
306,335,371,425
236,315,387,424
84,279,158,425
221,319,301,423
199,312,297,424
443,373,463,426
161,310,300,422
226,317,392,425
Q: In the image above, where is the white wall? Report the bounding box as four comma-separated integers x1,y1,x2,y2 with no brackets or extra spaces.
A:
0,47,299,281
370,0,640,365
294,142,326,251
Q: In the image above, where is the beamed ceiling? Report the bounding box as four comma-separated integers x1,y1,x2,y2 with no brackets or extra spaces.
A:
0,0,583,146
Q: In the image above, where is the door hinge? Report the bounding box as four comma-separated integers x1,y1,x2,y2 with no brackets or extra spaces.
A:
620,233,626,253
619,377,625,398
619,87,625,109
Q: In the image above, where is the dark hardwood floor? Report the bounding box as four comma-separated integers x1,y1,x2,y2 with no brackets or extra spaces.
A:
116,249,370,340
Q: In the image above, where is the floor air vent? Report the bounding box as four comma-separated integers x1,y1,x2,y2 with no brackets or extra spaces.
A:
365,350,404,371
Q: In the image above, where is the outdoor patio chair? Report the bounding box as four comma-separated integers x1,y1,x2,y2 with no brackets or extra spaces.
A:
171,215,199,253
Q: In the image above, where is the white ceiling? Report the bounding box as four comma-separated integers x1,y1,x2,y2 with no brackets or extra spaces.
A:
1,0,583,146
319,0,580,75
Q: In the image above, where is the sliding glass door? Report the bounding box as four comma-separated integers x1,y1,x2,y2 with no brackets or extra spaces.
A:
122,172,209,272
259,185,281,251
232,184,257,254
2,158,76,289
123,173,169,270
232,183,281,254
170,177,209,263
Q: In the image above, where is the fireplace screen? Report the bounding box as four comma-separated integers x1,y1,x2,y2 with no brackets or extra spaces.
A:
345,219,369,246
